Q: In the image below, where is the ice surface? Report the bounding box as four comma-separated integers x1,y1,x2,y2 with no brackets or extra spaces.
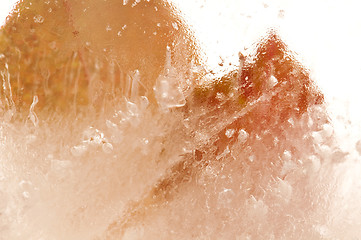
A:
1,0,361,240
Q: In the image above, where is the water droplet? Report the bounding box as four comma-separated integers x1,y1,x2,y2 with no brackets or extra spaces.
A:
33,15,44,23
123,0,129,5
106,24,112,31
48,8,52,13
117,31,122,36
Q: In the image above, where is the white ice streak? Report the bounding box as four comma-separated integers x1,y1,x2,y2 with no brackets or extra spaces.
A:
28,95,39,127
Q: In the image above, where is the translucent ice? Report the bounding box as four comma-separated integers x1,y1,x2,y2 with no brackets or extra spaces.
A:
0,0,361,240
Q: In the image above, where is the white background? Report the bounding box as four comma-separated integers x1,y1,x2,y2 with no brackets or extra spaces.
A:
0,0,17,26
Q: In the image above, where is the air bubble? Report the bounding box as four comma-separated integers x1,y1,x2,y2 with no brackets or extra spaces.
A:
126,100,139,117
142,138,149,145
0,190,7,211
320,124,333,139
172,22,179,30
268,75,278,88
71,144,88,157
22,191,30,199
19,180,33,199
225,129,235,138
310,155,321,172
140,96,149,110
356,140,361,155
51,159,72,172
154,50,186,111
276,178,293,203
238,129,248,143
282,150,292,161
332,149,348,164
106,120,118,130
218,188,234,206
132,0,141,7
33,15,44,23
102,142,114,154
